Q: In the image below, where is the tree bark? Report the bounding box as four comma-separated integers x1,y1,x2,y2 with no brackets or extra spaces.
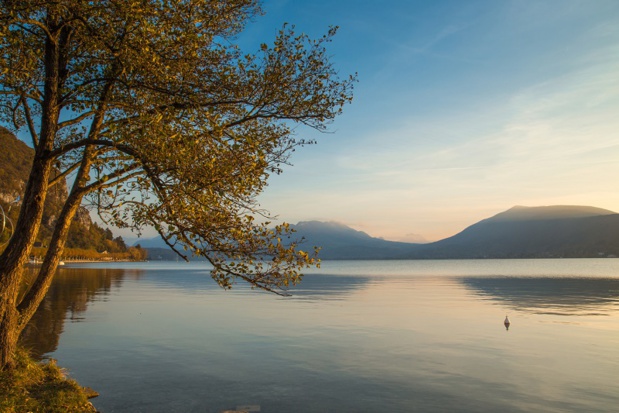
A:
0,155,54,370
0,20,112,366
17,181,88,332
16,92,108,330
0,15,62,370
0,282,20,371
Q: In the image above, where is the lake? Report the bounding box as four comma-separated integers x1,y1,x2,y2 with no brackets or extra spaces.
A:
20,259,619,413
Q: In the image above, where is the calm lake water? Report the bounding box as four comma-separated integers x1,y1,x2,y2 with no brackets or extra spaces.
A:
21,259,619,413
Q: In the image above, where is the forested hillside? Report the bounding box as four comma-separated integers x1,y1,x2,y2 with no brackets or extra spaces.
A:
0,127,135,257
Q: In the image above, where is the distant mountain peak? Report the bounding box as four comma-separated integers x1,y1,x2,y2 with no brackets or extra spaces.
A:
296,220,349,228
287,220,417,259
293,221,373,239
421,204,619,259
491,205,616,222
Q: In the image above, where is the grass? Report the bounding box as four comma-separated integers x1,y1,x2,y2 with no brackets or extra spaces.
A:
0,347,97,413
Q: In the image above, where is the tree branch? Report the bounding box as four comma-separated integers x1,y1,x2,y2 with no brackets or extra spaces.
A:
20,94,39,147
81,165,141,194
57,110,95,129
0,90,43,104
49,161,80,188
155,226,189,262
13,18,54,41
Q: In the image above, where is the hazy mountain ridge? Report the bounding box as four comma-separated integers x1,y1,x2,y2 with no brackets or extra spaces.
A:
137,205,619,260
291,221,417,260
486,205,615,221
297,206,619,259
411,207,619,259
135,221,415,260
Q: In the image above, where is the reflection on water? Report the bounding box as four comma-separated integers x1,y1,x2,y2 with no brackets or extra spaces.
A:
286,273,372,300
20,268,142,358
461,277,619,316
19,260,619,413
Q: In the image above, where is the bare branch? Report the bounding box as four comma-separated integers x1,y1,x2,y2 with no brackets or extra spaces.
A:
20,94,39,147
0,90,43,103
9,19,53,42
156,227,189,262
49,161,80,188
57,110,95,129
81,165,141,194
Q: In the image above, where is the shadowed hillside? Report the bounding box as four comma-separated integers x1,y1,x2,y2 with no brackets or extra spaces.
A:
0,127,128,253
291,206,619,260
290,221,417,260
409,206,619,259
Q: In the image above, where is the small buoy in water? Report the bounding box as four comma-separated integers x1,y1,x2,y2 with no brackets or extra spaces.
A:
504,315,510,330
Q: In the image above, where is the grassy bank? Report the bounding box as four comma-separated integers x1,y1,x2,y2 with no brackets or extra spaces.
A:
0,347,97,413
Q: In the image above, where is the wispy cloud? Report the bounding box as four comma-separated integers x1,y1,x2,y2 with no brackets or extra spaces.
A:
257,0,619,242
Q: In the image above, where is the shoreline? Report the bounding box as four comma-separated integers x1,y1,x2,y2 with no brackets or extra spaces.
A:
28,258,147,265
0,347,98,413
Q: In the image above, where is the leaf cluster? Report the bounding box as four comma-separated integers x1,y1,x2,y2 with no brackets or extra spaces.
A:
1,0,355,293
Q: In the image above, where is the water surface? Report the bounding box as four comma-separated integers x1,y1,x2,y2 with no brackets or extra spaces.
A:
21,259,619,412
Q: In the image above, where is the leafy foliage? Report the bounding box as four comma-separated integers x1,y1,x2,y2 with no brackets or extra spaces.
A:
0,2,354,370
1,0,355,293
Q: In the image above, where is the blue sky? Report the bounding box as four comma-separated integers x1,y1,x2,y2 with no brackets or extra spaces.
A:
8,1,618,244
239,0,619,242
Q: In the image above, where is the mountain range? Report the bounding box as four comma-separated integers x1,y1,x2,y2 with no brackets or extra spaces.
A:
407,205,619,259
137,205,619,260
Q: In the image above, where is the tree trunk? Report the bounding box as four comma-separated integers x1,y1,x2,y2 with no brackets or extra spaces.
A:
0,155,92,369
0,282,20,371
0,23,110,366
0,19,62,370
17,189,87,332
0,156,54,370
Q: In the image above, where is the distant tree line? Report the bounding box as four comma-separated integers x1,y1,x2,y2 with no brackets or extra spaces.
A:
64,221,127,253
30,245,147,262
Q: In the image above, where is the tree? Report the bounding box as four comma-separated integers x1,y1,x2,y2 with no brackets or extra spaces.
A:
0,0,355,370
127,245,147,261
